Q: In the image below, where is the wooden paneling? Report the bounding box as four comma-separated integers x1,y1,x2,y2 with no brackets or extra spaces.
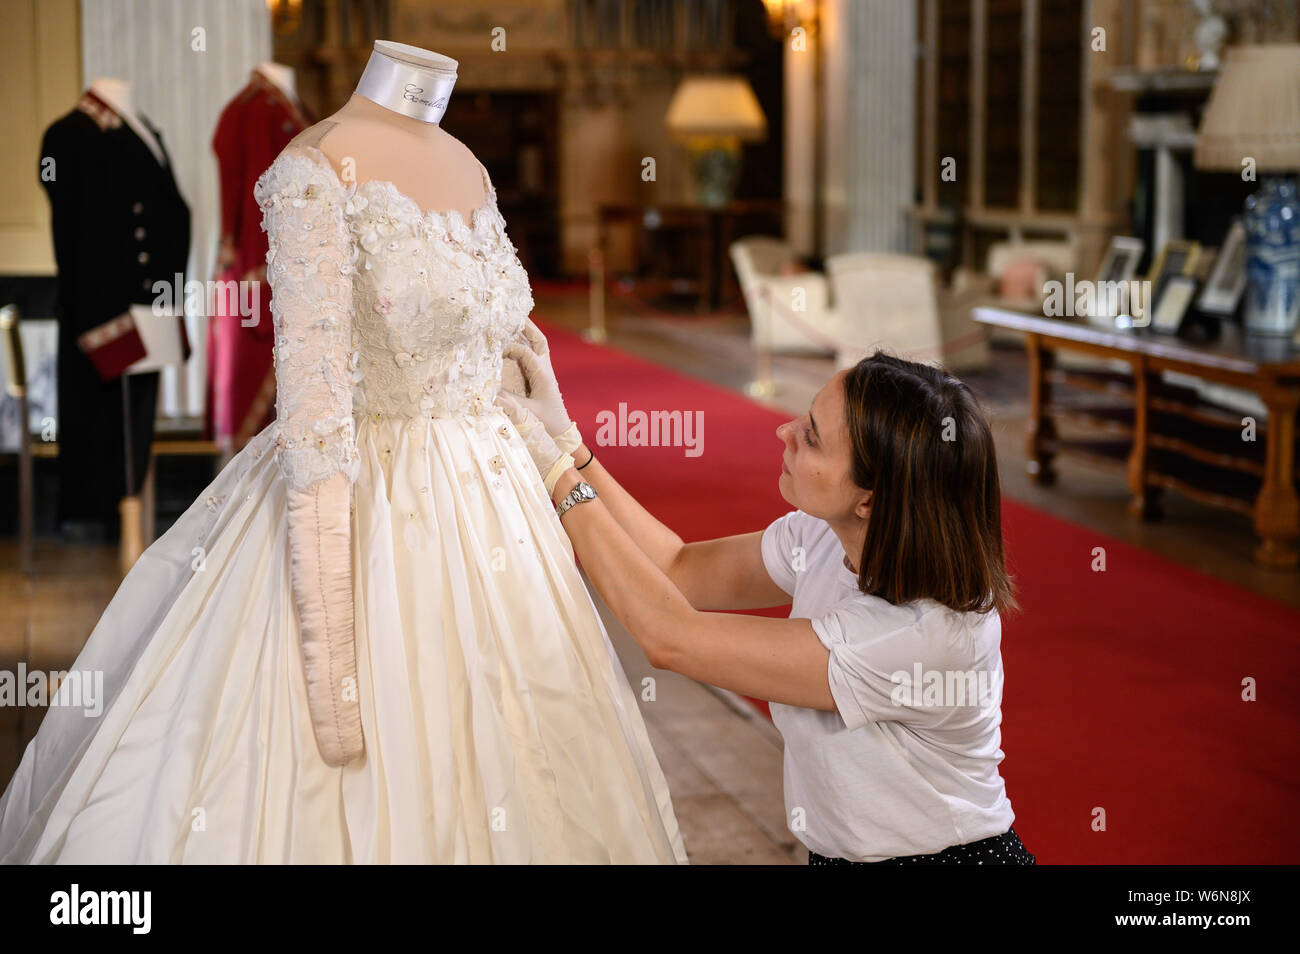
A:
0,0,80,275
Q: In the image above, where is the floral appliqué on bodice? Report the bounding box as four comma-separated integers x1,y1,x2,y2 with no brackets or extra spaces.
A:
253,144,532,492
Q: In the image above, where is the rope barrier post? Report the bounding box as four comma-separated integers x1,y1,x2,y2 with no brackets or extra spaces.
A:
584,244,607,343
745,285,776,399
119,375,144,576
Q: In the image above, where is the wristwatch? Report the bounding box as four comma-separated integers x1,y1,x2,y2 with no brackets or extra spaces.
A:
555,480,598,518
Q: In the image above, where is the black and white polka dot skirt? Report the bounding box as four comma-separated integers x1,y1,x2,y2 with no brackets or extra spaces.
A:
808,827,1035,865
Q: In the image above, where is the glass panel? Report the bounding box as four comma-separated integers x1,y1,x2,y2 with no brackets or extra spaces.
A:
1036,0,1082,211
936,0,971,209
983,0,1022,209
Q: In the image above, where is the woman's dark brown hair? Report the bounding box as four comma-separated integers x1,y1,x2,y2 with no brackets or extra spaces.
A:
842,352,1018,615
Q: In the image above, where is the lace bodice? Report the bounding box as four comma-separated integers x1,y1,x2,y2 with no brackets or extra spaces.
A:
253,144,532,491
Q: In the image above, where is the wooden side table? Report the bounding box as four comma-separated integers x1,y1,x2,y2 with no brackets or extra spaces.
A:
593,200,787,313
974,307,1300,568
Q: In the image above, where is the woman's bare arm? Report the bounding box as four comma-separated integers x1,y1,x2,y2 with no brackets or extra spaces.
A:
551,466,834,711
574,443,792,611
569,445,684,571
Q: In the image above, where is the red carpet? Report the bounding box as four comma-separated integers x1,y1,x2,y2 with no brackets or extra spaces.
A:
537,319,1300,864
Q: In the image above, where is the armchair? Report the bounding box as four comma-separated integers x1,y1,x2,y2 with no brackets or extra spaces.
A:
825,253,990,372
729,237,837,356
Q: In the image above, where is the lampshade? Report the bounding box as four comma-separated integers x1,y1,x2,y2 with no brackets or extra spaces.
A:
665,75,767,142
1195,44,1300,172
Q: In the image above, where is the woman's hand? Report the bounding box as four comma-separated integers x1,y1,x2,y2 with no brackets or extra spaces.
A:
495,389,575,496
502,320,582,455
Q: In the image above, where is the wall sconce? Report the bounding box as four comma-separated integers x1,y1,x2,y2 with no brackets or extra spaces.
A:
267,0,303,35
761,0,820,39
760,0,793,38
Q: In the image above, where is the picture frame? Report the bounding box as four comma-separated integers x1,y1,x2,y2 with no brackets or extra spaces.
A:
0,316,58,453
1096,236,1145,285
1197,219,1248,316
1093,236,1145,322
1151,275,1199,335
1146,240,1202,313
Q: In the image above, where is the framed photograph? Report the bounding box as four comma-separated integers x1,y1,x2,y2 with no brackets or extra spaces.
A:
1094,236,1145,321
1146,240,1201,312
1096,236,1145,285
1197,219,1248,316
0,317,58,453
1151,275,1199,334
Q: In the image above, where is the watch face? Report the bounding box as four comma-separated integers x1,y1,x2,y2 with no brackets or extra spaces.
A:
558,482,596,516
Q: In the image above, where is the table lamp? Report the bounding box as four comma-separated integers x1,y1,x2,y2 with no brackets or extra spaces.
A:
1195,44,1300,337
665,74,767,207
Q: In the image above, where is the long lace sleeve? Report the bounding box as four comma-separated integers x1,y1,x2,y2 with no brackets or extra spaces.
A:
255,148,360,490
254,146,363,767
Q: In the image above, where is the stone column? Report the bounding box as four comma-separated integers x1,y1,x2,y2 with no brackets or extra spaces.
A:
815,0,917,257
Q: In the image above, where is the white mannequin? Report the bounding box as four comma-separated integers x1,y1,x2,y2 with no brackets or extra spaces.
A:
308,41,486,221
255,61,296,100
87,77,165,166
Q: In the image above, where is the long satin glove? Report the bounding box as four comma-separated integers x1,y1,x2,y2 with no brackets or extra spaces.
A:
502,348,583,460
285,471,362,767
495,390,574,495
256,144,364,768
504,319,582,455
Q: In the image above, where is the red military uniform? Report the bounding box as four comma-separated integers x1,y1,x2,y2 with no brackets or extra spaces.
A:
207,69,311,449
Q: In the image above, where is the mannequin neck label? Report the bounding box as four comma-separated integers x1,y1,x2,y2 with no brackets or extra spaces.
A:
403,83,441,110
355,51,456,125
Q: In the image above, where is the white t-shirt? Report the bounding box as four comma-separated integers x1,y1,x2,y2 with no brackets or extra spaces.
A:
761,508,1015,861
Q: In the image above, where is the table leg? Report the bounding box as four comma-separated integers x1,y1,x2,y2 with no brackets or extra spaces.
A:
1253,385,1299,568
585,244,607,342
700,214,717,314
1025,334,1057,485
18,394,34,575
1127,357,1163,521
718,212,738,309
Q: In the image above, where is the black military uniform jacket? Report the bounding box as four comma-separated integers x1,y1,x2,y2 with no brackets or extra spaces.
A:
39,88,191,530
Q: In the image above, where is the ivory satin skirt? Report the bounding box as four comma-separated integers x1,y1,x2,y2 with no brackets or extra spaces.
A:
0,410,688,863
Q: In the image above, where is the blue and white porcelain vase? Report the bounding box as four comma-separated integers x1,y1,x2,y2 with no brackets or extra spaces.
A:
1242,176,1300,337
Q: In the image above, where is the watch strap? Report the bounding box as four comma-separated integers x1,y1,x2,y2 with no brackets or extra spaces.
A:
555,481,597,518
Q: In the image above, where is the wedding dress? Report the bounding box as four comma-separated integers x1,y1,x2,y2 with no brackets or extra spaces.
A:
0,135,688,864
